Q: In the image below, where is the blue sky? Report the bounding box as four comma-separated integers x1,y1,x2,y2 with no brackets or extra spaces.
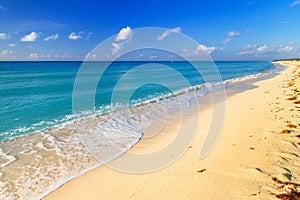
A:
0,0,300,61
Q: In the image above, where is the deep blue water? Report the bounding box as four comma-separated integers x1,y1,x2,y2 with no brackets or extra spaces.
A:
0,61,274,141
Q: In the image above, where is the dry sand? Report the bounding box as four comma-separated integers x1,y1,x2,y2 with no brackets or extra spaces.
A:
44,61,300,200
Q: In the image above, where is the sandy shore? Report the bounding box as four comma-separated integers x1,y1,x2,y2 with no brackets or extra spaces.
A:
44,61,300,200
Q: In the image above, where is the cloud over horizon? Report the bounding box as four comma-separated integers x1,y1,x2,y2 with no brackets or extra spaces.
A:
28,53,39,59
223,31,241,44
195,44,216,54
112,43,122,55
20,32,39,42
237,44,296,56
44,34,59,41
111,26,133,55
157,27,181,41
68,32,81,40
115,26,132,42
0,50,14,59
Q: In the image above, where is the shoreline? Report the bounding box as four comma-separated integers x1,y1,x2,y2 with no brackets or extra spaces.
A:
0,61,278,199
0,62,273,143
44,60,300,199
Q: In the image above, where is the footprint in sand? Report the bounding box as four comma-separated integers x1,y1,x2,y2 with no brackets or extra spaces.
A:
294,100,300,104
197,169,206,173
287,124,297,129
287,96,297,101
281,129,292,134
276,190,300,199
271,176,300,199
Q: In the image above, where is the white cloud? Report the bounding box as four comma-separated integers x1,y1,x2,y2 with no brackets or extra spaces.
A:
194,44,216,54
181,44,215,57
278,45,294,52
243,44,257,50
21,32,39,42
291,0,300,6
112,43,122,55
0,50,13,58
9,43,16,47
115,26,132,41
149,55,157,59
68,31,92,40
28,53,39,59
227,31,241,37
257,45,270,52
0,33,7,40
1,50,9,54
237,44,268,55
44,34,59,41
85,53,97,60
222,38,231,44
111,27,133,54
237,44,295,55
157,27,181,41
223,31,241,44
68,32,81,40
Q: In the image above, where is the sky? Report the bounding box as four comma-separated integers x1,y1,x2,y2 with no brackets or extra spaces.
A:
0,0,300,61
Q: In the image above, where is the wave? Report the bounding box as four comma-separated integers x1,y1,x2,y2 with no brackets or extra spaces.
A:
0,67,274,142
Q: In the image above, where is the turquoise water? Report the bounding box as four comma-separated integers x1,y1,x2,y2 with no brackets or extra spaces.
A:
0,61,274,141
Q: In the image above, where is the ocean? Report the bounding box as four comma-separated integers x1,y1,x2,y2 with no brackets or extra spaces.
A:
0,61,279,199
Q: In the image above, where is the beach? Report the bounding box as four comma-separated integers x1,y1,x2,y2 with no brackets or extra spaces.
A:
43,61,300,200
0,61,278,199
1,1,299,199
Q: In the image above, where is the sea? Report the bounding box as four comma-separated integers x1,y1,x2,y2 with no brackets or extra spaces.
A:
0,61,281,199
